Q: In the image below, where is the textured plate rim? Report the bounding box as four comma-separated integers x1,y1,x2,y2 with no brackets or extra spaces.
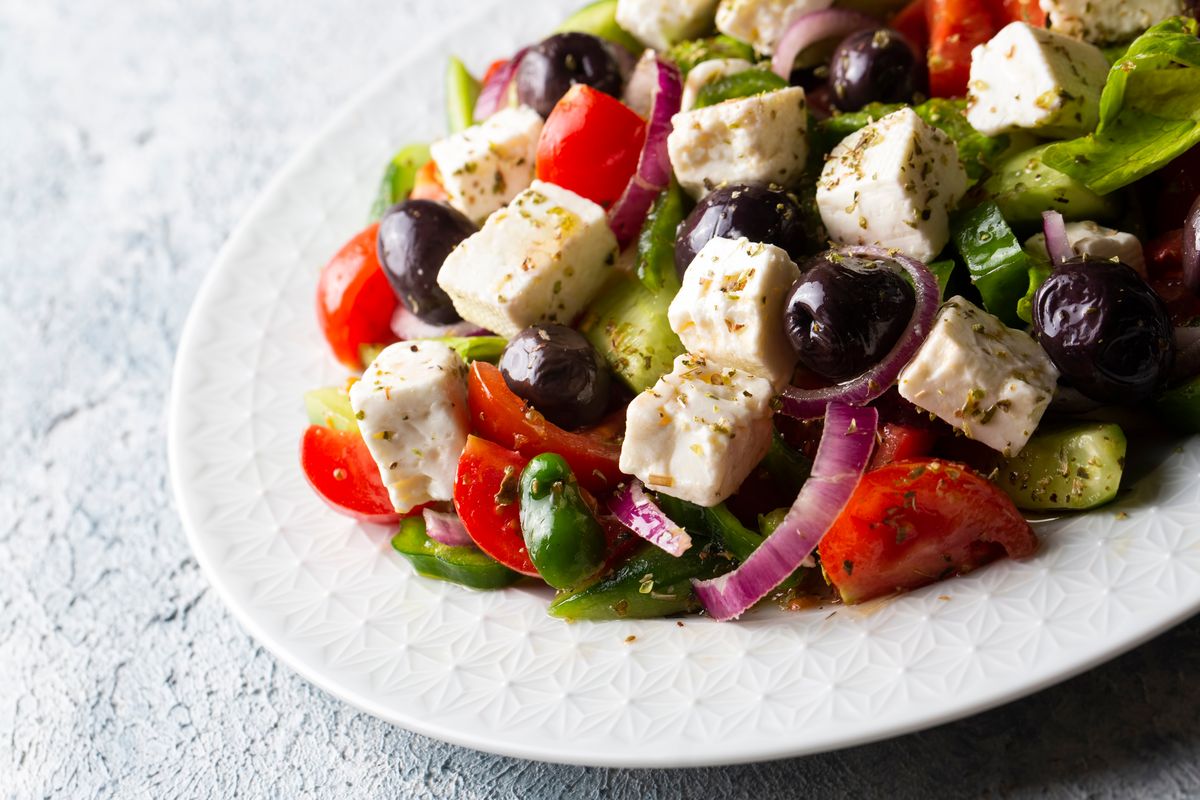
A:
168,1,1200,768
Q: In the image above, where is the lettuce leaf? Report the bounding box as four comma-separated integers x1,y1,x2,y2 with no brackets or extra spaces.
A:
1043,17,1200,195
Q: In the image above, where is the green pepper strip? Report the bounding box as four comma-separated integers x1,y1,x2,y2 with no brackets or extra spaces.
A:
518,454,608,590
368,143,432,222
445,56,481,134
636,181,685,294
693,68,788,109
952,201,1035,328
667,35,757,76
391,517,520,590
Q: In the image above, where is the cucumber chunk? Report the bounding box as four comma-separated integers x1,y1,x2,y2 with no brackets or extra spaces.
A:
445,56,481,134
578,272,684,394
996,423,1127,511
304,386,358,432
982,144,1118,226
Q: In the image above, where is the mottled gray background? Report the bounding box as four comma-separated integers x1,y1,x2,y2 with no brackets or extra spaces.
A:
4,1,1200,797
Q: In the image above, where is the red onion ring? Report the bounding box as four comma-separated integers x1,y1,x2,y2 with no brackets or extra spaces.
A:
608,56,682,247
391,303,488,340
422,508,475,548
778,246,939,420
608,481,693,557
693,402,877,621
1183,195,1200,294
1042,210,1074,266
771,8,879,79
474,47,529,121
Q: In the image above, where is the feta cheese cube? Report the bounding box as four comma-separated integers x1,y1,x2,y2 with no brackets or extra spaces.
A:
668,236,800,390
1039,0,1184,45
716,0,834,54
349,341,470,513
967,22,1110,138
681,57,755,110
616,0,720,52
437,180,619,338
667,86,809,199
619,354,774,506
1025,220,1146,276
816,107,968,263
429,106,542,224
898,297,1060,456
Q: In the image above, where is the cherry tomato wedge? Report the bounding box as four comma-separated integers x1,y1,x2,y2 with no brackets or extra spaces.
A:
409,160,450,203
819,460,1037,604
1147,229,1200,325
536,84,647,209
300,425,402,524
991,0,1047,26
316,222,399,370
454,435,539,576
926,0,995,98
467,361,624,494
890,0,929,55
870,423,937,469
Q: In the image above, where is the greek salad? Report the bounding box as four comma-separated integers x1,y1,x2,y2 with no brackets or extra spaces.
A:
302,0,1200,621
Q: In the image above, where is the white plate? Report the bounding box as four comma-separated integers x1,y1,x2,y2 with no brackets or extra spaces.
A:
169,0,1200,767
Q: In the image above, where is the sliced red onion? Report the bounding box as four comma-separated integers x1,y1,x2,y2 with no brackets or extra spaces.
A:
422,508,475,548
779,246,939,419
1183,195,1200,294
391,303,487,340
1042,210,1074,266
771,9,879,79
608,481,693,557
608,56,682,247
693,402,877,621
474,47,528,121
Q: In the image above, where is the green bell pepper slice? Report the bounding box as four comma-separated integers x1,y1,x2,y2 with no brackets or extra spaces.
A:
445,56,481,134
636,181,685,293
952,201,1036,328
518,454,608,589
693,68,788,109
368,143,432,222
391,517,521,590
667,35,756,76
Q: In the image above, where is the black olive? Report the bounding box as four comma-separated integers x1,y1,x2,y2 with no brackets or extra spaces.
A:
829,28,924,113
1032,258,1174,403
784,252,916,381
516,33,623,118
674,184,813,278
377,200,476,324
499,324,611,429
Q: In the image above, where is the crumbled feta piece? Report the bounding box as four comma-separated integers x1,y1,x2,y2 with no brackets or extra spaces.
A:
966,22,1110,138
616,0,720,52
1039,0,1185,45
1026,221,1146,276
816,107,968,263
668,236,800,390
620,354,774,507
898,297,1060,456
429,105,542,224
715,0,835,54
349,342,470,513
437,180,618,338
681,58,755,110
667,86,808,199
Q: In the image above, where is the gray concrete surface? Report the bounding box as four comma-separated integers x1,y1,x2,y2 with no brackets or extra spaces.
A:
4,1,1200,797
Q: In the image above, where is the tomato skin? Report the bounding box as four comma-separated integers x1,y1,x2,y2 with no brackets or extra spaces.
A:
409,160,449,203
926,0,996,98
1147,230,1200,325
991,0,1046,26
454,435,539,576
819,460,1037,604
467,361,625,494
870,423,937,469
316,222,399,370
300,425,402,524
890,0,929,54
536,84,647,209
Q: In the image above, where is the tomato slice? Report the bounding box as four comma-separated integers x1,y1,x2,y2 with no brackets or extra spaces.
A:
536,84,647,209
870,423,937,469
454,435,538,576
1147,230,1200,325
819,460,1037,604
316,222,399,370
300,425,402,524
467,361,624,494
990,0,1047,26
926,0,996,98
409,160,449,203
890,0,929,55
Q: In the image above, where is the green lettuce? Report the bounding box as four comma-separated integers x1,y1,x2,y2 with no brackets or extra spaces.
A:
1043,17,1200,195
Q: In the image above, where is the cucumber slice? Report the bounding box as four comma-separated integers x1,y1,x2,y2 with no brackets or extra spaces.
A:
996,423,1127,511
445,56,480,134
554,0,642,54
304,386,359,432
578,272,684,394
982,143,1118,226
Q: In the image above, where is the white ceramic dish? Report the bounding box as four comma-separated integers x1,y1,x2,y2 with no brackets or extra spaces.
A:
168,0,1200,767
